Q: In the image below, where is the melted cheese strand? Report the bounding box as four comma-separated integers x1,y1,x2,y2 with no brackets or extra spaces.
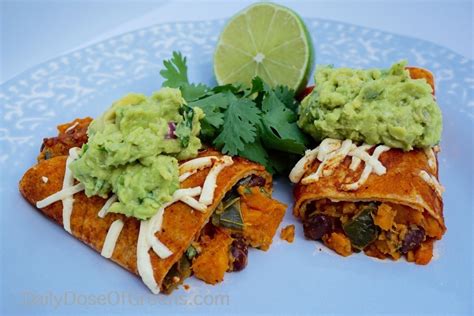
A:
145,186,203,260
146,205,172,259
199,156,233,205
289,139,342,184
348,145,388,175
36,183,85,209
302,140,351,184
180,196,207,212
97,195,118,218
349,145,373,170
179,170,196,182
179,156,218,174
289,148,319,183
321,139,353,177
341,145,390,191
424,148,437,173
137,220,160,294
60,147,81,233
317,138,342,161
101,219,124,258
64,121,79,133
149,237,173,259
419,170,444,197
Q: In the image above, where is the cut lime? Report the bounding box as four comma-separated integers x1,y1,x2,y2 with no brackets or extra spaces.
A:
214,2,314,93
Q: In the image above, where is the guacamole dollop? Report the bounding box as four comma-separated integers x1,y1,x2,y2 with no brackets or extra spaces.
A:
70,88,204,220
298,61,442,150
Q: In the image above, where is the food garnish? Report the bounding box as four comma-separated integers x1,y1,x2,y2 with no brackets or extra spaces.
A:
160,51,309,173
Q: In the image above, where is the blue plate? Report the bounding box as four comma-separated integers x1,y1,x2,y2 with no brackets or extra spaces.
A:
1,18,473,315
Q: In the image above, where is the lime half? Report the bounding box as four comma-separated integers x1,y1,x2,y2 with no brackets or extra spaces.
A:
214,2,314,93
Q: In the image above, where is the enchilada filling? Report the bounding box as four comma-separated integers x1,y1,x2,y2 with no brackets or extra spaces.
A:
302,199,443,264
161,174,286,291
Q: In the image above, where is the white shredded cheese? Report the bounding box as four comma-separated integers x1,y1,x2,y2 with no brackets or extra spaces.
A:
289,148,319,183
419,170,444,197
292,139,391,190
173,187,202,200
35,147,82,234
199,156,233,205
179,171,196,182
424,148,437,173
36,183,85,209
97,195,118,218
61,147,81,233
64,122,79,133
179,196,207,212
317,138,342,161
341,145,391,191
101,219,124,258
41,176,49,183
349,145,373,171
179,156,218,174
137,220,161,294
145,186,203,261
149,237,173,259
302,140,350,184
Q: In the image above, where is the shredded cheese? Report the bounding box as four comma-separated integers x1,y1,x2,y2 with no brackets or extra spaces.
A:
292,138,391,191
349,145,373,170
302,139,351,184
137,220,161,294
179,171,196,182
41,176,49,183
424,148,437,173
419,170,444,197
179,156,218,174
145,186,203,261
101,219,124,258
97,195,118,218
36,183,85,209
65,122,79,133
341,145,390,191
289,148,319,183
180,196,207,212
290,139,342,184
199,156,233,205
35,148,82,234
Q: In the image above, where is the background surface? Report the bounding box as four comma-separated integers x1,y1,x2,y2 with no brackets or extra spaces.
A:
1,0,473,83
0,1,473,316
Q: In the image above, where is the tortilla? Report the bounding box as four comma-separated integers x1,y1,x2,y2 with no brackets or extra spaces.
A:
292,67,445,264
19,148,282,292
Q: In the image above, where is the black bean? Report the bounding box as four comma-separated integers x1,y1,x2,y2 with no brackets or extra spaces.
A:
237,175,266,188
230,239,248,272
400,226,425,254
303,214,334,241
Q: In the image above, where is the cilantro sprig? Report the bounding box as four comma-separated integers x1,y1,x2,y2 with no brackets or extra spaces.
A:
160,51,309,174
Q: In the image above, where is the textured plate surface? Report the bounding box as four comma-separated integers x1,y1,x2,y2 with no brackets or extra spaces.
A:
1,18,473,315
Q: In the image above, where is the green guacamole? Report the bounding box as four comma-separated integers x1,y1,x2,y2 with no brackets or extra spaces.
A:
298,61,442,150
70,88,204,220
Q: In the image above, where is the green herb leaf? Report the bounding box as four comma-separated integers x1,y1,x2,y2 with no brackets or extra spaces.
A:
273,85,299,111
160,51,189,88
180,83,209,102
214,96,261,155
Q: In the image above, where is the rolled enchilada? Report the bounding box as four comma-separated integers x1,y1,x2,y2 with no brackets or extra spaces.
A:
20,117,286,293
290,65,445,264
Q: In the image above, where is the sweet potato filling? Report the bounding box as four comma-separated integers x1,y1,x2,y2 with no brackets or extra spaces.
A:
166,175,286,287
302,199,443,264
